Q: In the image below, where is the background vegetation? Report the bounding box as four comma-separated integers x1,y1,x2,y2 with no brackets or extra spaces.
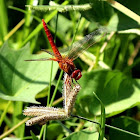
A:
0,0,140,139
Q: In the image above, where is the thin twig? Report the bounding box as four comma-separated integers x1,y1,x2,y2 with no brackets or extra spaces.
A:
100,31,115,53
107,0,140,23
72,115,140,138
71,114,101,127
0,117,29,139
128,40,140,65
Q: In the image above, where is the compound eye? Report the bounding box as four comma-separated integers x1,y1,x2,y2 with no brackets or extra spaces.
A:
71,69,82,80
75,71,82,80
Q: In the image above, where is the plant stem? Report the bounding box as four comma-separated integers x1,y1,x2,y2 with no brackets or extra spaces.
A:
105,124,140,138
72,115,140,138
0,101,11,126
4,19,25,43
23,0,34,40
94,93,105,140
47,13,59,106
8,6,41,22
49,70,63,107
71,115,101,127
0,117,29,139
71,14,82,46
108,0,140,23
43,125,47,140
39,125,45,140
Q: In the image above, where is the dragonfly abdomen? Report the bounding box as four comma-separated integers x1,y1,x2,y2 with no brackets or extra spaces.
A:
42,19,62,59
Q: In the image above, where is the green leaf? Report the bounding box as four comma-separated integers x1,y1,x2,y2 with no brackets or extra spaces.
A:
79,0,140,31
50,14,72,36
30,130,39,140
0,43,58,103
0,99,13,113
76,70,140,117
63,128,107,140
109,116,140,140
79,0,114,25
46,123,63,140
109,0,140,29
107,12,139,31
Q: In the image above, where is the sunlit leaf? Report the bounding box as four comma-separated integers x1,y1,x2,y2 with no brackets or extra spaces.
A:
63,128,107,140
0,43,58,103
47,123,63,140
76,70,140,117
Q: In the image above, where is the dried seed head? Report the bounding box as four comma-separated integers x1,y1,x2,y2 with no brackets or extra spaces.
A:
23,73,81,126
65,84,81,116
23,106,64,116
25,112,67,126
26,115,47,126
63,73,72,109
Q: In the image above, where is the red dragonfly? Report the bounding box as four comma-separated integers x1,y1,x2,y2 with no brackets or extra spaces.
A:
26,19,106,81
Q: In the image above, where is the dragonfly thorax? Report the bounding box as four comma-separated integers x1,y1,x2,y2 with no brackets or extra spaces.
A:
58,59,75,75
58,59,82,80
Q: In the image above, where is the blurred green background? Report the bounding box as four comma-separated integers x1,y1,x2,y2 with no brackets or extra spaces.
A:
0,0,140,140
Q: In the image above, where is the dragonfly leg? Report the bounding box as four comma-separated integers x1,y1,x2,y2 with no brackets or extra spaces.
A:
75,80,80,84
71,78,80,85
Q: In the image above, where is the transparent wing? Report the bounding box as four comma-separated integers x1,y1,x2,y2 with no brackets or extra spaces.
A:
67,27,107,60
25,49,63,62
41,49,55,57
25,58,51,61
42,49,64,60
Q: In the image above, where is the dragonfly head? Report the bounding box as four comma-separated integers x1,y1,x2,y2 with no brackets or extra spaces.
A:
71,69,82,81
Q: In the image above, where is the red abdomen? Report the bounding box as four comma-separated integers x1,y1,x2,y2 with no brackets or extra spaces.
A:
42,19,62,59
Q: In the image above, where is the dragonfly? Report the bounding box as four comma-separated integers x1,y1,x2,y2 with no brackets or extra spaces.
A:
26,19,106,81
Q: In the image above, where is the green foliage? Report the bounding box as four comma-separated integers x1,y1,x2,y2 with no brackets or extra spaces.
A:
79,0,140,31
63,129,107,140
0,0,8,42
46,123,63,140
76,70,140,117
80,0,114,25
109,116,140,140
0,0,140,140
0,43,58,103
30,130,39,140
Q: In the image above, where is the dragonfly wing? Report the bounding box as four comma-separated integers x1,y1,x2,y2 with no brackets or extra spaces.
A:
67,27,107,60
25,58,50,61
25,49,63,62
41,49,63,60
25,58,59,62
41,49,55,57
